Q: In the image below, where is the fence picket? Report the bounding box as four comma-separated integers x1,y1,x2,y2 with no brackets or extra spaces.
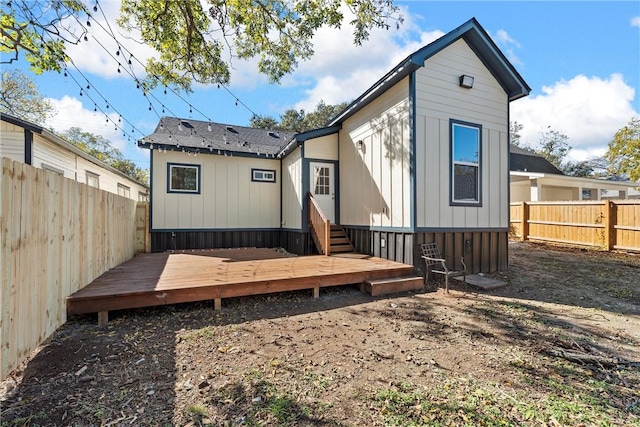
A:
0,159,144,380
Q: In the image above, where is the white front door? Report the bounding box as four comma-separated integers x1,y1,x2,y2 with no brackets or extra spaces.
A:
310,162,335,223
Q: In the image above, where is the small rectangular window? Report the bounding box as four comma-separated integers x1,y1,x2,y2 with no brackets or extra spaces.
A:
86,171,100,188
118,183,131,198
450,120,482,205
138,191,148,202
168,163,201,193
42,163,64,176
251,168,276,183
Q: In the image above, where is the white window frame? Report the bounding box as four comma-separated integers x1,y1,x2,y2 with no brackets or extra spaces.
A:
86,171,100,188
117,183,131,198
41,163,64,176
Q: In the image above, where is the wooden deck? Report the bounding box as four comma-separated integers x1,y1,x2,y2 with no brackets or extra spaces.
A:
66,248,417,322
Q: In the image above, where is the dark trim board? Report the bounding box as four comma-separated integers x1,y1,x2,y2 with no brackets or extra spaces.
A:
24,130,33,165
152,230,282,252
343,226,508,275
151,229,315,255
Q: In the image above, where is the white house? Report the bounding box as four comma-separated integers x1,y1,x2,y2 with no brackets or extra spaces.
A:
1,113,148,201
510,146,638,202
139,18,531,274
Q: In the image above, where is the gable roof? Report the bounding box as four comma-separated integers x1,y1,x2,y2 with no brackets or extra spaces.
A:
139,117,294,157
509,145,565,175
329,17,531,126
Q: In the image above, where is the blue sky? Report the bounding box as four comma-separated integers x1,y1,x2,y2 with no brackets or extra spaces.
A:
5,1,639,170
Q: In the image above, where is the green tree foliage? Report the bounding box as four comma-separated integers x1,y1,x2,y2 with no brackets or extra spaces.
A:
62,127,148,184
606,117,640,182
535,127,570,170
3,0,402,91
251,100,349,133
1,0,85,73
0,69,55,125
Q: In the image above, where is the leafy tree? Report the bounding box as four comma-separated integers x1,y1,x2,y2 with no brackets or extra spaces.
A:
606,117,640,181
252,100,349,133
509,121,524,147
0,69,55,125
535,127,570,170
564,156,609,178
250,115,279,130
3,0,402,91
62,127,148,184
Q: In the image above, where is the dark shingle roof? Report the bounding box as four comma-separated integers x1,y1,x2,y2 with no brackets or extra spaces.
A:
510,145,564,175
139,117,294,156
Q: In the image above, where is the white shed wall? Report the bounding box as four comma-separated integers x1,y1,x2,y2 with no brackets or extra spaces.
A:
75,156,148,200
32,135,77,178
151,151,281,230
0,122,25,162
339,77,411,228
415,39,510,229
281,147,303,229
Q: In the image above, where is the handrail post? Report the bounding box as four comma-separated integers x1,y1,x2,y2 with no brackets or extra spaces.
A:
325,219,331,256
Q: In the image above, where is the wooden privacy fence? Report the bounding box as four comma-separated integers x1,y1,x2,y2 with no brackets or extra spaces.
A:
1,158,140,380
510,200,640,252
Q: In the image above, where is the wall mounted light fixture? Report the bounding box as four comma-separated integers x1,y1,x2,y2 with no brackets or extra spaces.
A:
459,74,474,89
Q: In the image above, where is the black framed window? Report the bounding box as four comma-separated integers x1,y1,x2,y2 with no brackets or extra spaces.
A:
168,163,201,194
450,120,482,205
251,168,276,183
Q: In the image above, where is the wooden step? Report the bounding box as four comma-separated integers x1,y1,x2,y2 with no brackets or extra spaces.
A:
330,244,357,253
362,276,424,296
330,237,351,245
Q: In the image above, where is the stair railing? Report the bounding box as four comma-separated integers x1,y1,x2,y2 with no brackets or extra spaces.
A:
308,192,331,255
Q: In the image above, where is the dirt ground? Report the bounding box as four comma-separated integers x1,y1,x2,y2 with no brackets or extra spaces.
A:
2,241,640,426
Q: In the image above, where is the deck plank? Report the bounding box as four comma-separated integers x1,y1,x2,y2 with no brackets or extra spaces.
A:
66,249,416,315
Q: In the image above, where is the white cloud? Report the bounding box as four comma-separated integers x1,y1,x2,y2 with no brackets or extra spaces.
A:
290,8,444,110
632,16,640,27
63,1,155,80
46,95,151,165
511,74,638,161
493,29,522,66
46,96,128,151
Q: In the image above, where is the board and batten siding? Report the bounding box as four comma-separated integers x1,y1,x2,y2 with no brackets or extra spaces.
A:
339,77,411,228
415,38,509,229
0,121,26,162
304,134,339,160
281,146,303,229
152,151,281,230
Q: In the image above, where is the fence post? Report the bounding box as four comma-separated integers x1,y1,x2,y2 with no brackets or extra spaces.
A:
603,200,612,251
520,201,529,242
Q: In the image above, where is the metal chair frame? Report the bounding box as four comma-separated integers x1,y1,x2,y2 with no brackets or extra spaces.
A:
421,243,467,292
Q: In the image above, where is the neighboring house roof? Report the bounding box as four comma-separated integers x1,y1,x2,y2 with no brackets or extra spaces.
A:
509,145,565,175
1,112,148,188
328,17,531,126
139,116,294,157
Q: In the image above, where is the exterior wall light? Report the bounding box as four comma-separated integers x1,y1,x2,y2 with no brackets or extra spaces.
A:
459,74,474,88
